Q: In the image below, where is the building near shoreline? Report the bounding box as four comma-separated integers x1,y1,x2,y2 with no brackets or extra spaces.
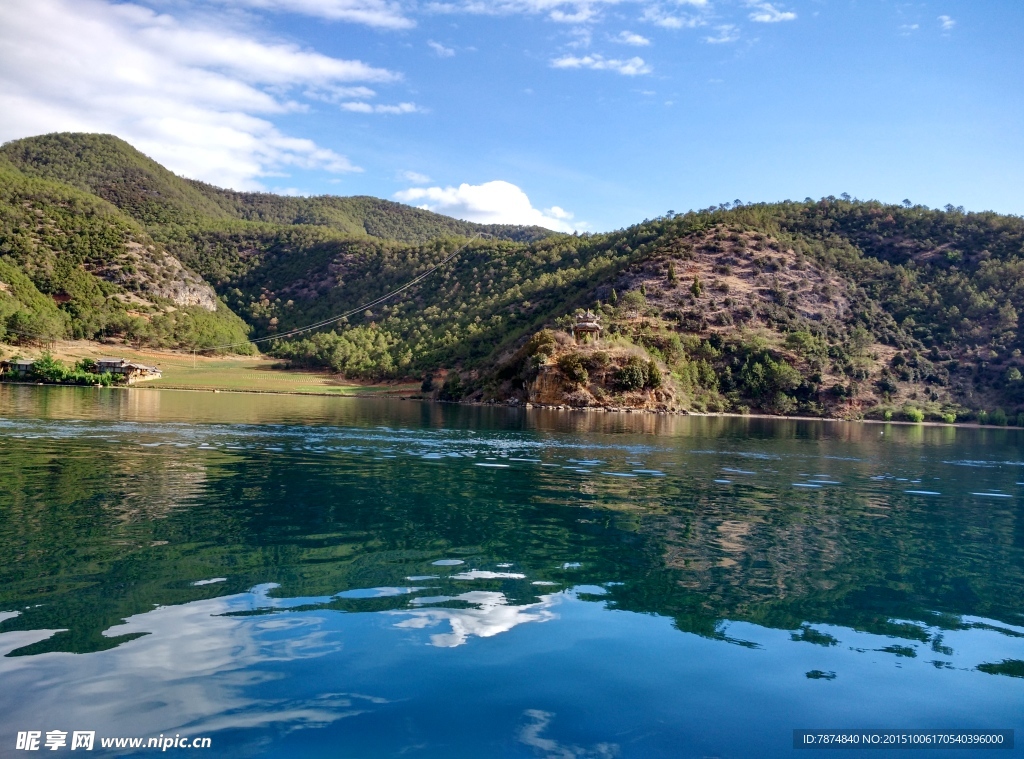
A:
0,358,35,376
96,358,162,383
1,357,161,383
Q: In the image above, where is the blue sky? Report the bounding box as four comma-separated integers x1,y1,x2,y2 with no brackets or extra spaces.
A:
0,0,1020,231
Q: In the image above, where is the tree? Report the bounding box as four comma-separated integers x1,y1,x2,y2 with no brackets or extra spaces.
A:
439,372,464,401
690,276,703,298
30,352,68,383
621,290,647,317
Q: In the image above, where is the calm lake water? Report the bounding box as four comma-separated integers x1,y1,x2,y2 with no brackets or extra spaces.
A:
1,385,1022,758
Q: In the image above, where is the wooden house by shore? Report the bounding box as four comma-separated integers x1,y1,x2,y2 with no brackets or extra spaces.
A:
96,358,162,383
0,358,35,377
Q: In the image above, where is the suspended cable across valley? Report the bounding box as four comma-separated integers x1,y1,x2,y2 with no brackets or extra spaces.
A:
202,236,479,351
2,237,479,356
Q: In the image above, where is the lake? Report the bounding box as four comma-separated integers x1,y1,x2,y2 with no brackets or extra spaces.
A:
1,385,1022,757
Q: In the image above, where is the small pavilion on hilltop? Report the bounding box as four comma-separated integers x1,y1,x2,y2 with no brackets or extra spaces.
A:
572,310,602,343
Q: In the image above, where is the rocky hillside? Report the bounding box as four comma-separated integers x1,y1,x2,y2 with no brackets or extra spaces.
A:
463,206,1024,421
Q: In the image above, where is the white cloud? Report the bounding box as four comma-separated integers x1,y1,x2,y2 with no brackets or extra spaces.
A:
425,0,698,26
550,54,652,75
214,0,414,29
308,85,379,101
341,101,423,113
566,26,594,48
899,23,919,35
394,180,579,231
550,7,598,23
614,30,651,45
705,23,739,43
747,2,796,23
400,170,432,183
428,40,456,57
640,6,705,29
938,15,955,30
0,0,407,189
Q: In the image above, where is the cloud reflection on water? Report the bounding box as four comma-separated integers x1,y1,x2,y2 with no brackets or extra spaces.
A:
395,590,557,647
0,592,375,746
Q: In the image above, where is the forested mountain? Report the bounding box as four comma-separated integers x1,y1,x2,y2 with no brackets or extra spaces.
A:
2,132,1024,422
0,153,252,349
0,133,550,243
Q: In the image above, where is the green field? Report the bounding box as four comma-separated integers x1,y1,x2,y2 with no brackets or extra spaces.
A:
1,341,419,396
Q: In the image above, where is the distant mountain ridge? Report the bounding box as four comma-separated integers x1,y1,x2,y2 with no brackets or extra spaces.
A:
3,131,1024,422
0,133,551,243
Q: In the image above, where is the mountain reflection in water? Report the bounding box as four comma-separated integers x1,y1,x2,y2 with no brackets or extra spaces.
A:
0,385,1022,757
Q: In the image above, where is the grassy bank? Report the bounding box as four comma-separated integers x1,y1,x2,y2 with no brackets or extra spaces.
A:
0,341,419,396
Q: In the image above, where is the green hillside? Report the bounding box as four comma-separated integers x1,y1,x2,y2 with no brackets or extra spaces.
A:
187,183,551,243
211,200,1024,421
3,132,1024,422
0,156,251,349
0,133,551,244
0,133,232,226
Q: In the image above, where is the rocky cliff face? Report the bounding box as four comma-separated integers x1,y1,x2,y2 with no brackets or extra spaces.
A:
486,330,679,411
527,360,674,410
90,241,219,311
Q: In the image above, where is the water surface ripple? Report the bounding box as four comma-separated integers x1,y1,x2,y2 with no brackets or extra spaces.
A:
1,386,1022,757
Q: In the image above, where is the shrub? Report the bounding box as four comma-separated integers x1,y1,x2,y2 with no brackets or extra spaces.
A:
941,412,957,424
557,353,589,386
584,351,611,371
439,372,465,401
991,408,1007,426
904,406,925,423
615,356,649,391
770,392,796,414
526,330,557,358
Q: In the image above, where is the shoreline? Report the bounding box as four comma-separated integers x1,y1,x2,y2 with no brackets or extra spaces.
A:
1,380,1018,430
